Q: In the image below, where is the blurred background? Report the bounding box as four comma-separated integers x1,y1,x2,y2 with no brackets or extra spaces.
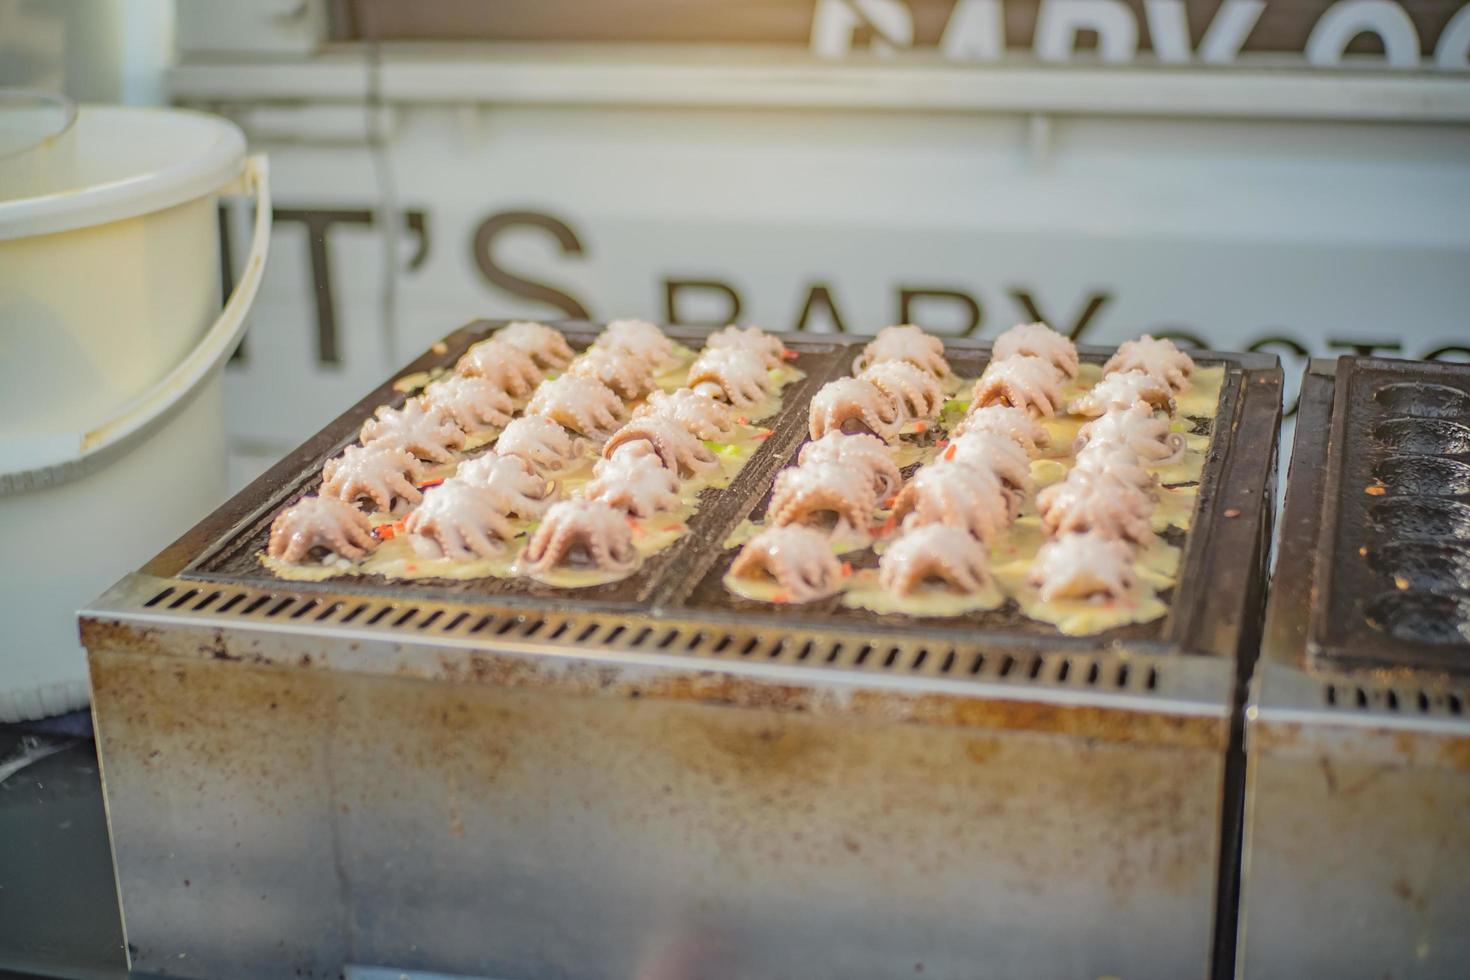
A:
5,0,1468,490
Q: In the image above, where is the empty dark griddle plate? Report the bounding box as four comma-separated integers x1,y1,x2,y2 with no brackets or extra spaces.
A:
1373,456,1470,497
1363,591,1470,647
1373,381,1470,419
1369,497,1470,540
1368,540,1470,593
1372,417,1470,456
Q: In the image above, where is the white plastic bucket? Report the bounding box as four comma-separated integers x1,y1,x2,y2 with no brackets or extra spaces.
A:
0,97,271,721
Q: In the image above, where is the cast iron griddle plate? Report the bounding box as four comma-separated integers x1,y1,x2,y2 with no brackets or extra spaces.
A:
1312,357,1470,674
186,325,847,609
680,346,1223,645
178,321,1276,654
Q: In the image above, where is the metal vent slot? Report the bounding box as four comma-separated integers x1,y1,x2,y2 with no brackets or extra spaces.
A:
144,587,174,608
121,577,1176,700
240,595,271,616
1323,681,1469,718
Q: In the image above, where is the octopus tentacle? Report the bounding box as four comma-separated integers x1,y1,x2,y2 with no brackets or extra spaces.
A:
1071,442,1155,493
496,321,576,370
892,460,1011,545
941,430,1033,516
1036,470,1156,544
359,399,466,463
687,348,772,409
633,388,738,441
1068,369,1175,417
526,375,627,440
768,463,878,536
404,479,519,560
321,443,425,513
729,525,843,602
704,325,786,369
593,319,676,370
971,355,1065,418
568,349,657,401
807,378,900,444
1103,335,1194,393
456,453,557,518
1030,532,1138,602
858,360,944,422
603,416,718,478
1075,403,1184,464
951,405,1050,457
494,416,585,477
523,499,639,573
421,375,515,436
456,338,544,398
268,496,377,563
879,525,992,596
585,445,683,517
851,324,951,380
798,432,903,501
992,321,1079,379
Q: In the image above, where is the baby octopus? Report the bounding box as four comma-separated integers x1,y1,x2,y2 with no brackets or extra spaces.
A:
1075,402,1184,464
321,443,426,513
1104,335,1195,393
1069,369,1175,417
526,375,627,441
941,430,1033,514
951,405,1050,457
1071,442,1155,494
879,524,993,597
892,460,1011,545
852,324,952,380
729,525,844,603
568,348,658,401
798,432,904,501
768,463,879,538
495,321,576,370
456,338,543,399
523,499,639,574
858,360,945,423
494,416,585,477
421,375,515,437
594,319,677,370
1036,470,1156,545
602,416,718,479
456,453,556,518
807,378,900,444
268,496,377,564
633,388,738,441
687,348,773,410
360,399,466,463
1031,532,1138,603
584,444,683,518
704,325,787,369
971,355,1066,417
403,479,519,561
992,321,1079,379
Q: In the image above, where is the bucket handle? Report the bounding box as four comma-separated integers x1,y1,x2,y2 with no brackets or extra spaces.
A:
0,155,272,495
